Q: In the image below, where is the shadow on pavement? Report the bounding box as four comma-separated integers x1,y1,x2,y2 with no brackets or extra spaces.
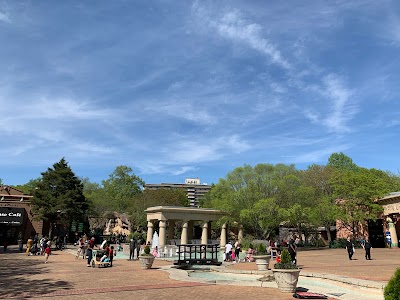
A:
0,256,72,299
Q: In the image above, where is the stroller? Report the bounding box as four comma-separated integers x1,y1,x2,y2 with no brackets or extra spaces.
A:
91,249,111,268
29,244,40,256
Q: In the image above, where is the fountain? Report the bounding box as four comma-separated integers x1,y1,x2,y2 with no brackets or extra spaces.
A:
105,219,112,234
152,231,159,249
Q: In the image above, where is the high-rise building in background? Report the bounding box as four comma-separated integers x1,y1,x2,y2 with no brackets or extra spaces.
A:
144,178,211,207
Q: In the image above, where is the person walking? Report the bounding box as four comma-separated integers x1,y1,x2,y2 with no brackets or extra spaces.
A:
288,235,297,265
345,236,354,260
109,246,114,267
44,244,51,263
363,238,372,260
86,237,97,267
26,237,33,256
385,230,392,248
129,238,137,260
224,242,232,262
234,241,241,263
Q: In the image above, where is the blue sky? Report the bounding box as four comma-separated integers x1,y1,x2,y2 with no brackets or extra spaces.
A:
0,0,399,186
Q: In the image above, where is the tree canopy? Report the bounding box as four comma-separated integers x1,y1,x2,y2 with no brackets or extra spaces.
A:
31,158,90,237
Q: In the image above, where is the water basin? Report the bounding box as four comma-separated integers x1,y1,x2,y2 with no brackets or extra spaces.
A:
188,270,262,282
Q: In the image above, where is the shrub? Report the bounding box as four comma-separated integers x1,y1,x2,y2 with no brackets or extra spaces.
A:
144,245,151,255
274,249,298,269
384,267,400,299
329,238,347,249
257,243,267,255
239,235,255,250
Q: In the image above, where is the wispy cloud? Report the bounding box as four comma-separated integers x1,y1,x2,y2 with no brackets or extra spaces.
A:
145,100,217,125
191,1,290,69
0,9,10,23
291,144,350,164
322,74,356,133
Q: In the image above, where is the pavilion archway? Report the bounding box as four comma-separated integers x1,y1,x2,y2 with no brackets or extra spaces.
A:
144,206,228,247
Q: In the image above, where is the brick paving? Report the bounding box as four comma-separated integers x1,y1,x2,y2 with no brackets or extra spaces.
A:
1,246,397,300
0,248,290,300
229,247,400,282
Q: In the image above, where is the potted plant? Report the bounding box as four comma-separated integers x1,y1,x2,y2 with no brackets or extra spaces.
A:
138,245,155,269
252,243,271,271
272,249,301,293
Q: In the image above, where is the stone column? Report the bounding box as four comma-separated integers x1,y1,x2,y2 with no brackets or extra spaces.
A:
146,221,154,245
220,223,227,248
387,217,398,247
201,220,209,244
181,220,188,244
159,220,167,247
238,224,244,242
167,220,175,241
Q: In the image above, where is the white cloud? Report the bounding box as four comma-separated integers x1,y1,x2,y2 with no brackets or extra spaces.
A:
291,144,350,164
0,9,10,23
146,100,217,125
191,2,290,69
322,74,357,133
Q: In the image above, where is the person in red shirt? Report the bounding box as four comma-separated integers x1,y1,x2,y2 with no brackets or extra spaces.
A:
109,246,114,267
45,245,51,263
276,248,281,263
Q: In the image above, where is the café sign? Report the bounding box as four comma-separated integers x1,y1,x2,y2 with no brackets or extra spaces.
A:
0,207,24,224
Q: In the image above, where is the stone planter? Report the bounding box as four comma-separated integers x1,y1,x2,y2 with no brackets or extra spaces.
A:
272,268,301,293
138,255,155,269
252,254,271,271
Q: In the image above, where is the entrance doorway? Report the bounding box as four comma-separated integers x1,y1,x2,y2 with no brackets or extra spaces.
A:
368,219,385,248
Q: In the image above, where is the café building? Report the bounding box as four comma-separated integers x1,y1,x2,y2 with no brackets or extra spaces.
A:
0,185,47,244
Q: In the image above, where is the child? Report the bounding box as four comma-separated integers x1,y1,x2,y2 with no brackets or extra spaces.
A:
231,250,236,262
152,246,159,257
245,247,254,262
45,245,51,263
109,246,114,267
276,249,281,263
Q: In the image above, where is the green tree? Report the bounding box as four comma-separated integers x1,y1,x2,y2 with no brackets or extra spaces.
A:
14,178,41,194
102,165,145,212
208,164,262,237
276,173,315,241
81,177,109,230
207,163,298,238
327,152,359,171
241,197,280,239
129,189,188,231
31,158,90,238
332,167,387,238
302,165,337,242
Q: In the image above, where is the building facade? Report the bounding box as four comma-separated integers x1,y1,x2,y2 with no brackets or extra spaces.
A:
144,178,211,207
0,185,47,244
336,191,400,248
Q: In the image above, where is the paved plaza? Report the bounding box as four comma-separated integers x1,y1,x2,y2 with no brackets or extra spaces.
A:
1,246,399,300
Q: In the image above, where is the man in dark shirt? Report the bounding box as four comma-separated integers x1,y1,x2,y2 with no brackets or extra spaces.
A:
288,235,297,265
345,236,354,260
363,238,372,260
129,238,137,260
